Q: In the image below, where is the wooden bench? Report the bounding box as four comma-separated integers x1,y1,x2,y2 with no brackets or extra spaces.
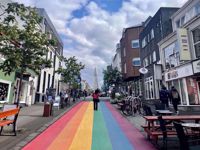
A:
143,127,177,142
0,108,20,136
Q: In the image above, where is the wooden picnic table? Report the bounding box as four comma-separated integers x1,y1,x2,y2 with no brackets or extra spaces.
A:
143,115,200,140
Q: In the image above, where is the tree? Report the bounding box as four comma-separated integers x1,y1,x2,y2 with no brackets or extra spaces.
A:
0,3,54,106
56,56,85,89
103,66,123,91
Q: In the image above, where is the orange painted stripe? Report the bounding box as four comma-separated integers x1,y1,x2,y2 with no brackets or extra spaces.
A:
47,102,89,150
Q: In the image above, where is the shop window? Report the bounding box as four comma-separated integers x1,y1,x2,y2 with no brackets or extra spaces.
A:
0,82,9,101
186,77,200,105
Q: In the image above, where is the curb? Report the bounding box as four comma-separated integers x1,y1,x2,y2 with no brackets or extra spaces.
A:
13,101,80,150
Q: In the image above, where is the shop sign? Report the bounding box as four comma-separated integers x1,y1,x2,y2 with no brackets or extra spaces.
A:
177,28,191,61
192,60,200,73
165,63,193,81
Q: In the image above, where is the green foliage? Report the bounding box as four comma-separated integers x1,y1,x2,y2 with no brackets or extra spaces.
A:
0,2,54,75
103,66,123,90
56,56,85,88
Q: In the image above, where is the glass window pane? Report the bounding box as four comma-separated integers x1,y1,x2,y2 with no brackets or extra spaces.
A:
194,42,200,58
193,28,200,44
131,39,139,48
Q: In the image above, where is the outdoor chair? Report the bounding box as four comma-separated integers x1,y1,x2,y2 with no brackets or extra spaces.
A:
157,115,177,150
173,122,200,150
143,105,153,116
53,96,61,110
155,103,165,110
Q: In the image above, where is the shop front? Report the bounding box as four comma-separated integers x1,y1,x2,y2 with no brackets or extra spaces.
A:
164,63,200,106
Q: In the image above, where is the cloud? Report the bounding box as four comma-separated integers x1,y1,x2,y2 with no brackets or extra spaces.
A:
12,0,188,88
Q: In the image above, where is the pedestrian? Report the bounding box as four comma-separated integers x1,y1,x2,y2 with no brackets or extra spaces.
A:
64,91,69,106
159,86,169,109
170,86,180,114
92,89,100,111
83,90,87,100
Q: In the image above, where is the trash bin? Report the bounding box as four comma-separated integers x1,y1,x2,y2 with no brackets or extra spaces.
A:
43,102,51,117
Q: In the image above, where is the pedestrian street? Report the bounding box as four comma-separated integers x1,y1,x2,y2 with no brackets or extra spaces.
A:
22,101,155,150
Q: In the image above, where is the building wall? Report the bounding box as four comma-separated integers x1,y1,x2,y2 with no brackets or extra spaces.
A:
121,26,143,80
140,8,179,100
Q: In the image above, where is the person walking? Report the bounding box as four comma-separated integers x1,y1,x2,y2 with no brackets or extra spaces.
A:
92,89,100,111
170,86,180,114
159,86,169,109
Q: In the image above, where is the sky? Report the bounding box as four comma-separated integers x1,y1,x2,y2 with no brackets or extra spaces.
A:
13,0,188,88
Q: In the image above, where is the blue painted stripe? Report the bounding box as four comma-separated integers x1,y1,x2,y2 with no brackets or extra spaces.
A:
100,102,134,150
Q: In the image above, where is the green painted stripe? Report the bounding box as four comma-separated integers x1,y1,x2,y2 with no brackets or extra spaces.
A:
91,107,112,150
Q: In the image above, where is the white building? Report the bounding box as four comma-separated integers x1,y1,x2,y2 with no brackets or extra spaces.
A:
35,8,63,103
159,0,200,106
112,43,122,72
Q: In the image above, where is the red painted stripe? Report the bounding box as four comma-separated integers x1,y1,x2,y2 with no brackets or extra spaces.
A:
22,102,84,150
105,102,156,150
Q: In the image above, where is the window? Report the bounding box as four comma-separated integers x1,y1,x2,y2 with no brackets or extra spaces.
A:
142,37,146,48
176,20,180,28
124,63,127,73
151,29,154,39
132,58,141,66
131,39,139,48
195,2,200,15
0,82,9,101
143,57,148,67
164,41,179,69
153,51,156,62
123,48,126,56
149,55,152,64
50,51,52,60
193,27,200,58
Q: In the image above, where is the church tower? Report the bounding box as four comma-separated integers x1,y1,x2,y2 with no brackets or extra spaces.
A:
93,67,99,90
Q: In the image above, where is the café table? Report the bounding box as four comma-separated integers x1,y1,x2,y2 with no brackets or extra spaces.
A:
182,123,200,137
182,123,200,128
156,110,173,115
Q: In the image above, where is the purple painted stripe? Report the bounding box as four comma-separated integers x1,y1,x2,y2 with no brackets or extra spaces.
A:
105,102,156,150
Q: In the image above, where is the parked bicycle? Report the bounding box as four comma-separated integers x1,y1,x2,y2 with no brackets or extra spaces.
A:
120,96,142,116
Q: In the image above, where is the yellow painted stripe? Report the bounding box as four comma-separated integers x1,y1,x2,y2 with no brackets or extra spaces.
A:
69,102,94,150
47,102,89,150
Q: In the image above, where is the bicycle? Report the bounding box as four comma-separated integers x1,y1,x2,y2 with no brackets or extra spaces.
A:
121,96,133,116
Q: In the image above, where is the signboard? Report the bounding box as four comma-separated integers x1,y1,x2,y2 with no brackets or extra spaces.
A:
192,60,200,74
177,28,191,61
165,63,193,81
139,67,148,74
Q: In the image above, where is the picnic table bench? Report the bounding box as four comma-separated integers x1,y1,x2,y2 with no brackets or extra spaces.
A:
0,108,20,136
142,115,200,142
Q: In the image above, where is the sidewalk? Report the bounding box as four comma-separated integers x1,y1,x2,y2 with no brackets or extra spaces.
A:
0,100,78,150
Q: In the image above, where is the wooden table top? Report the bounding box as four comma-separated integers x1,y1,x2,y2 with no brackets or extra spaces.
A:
143,115,200,121
182,123,200,128
156,110,173,114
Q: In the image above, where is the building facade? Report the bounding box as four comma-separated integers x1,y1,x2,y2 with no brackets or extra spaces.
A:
159,0,200,106
120,25,143,96
35,8,63,103
140,7,179,100
112,43,122,72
